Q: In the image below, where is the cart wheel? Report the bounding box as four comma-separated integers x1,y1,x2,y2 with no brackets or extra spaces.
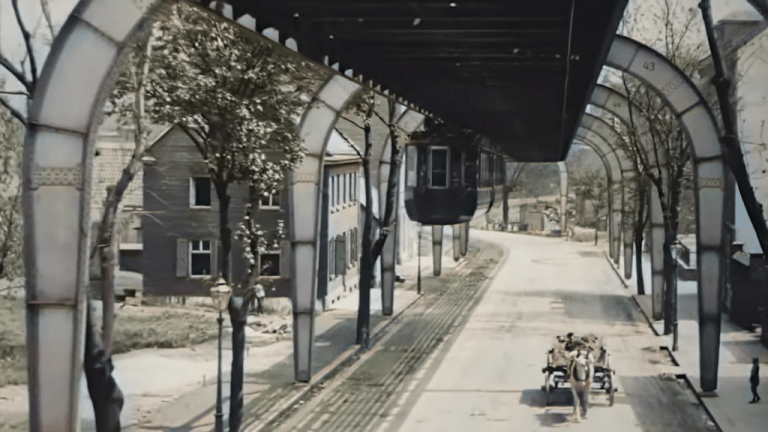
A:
608,376,615,407
545,372,551,405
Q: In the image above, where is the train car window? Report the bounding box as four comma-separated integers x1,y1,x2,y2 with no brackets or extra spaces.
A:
480,152,488,188
406,146,417,187
450,148,462,186
463,149,477,188
429,147,449,188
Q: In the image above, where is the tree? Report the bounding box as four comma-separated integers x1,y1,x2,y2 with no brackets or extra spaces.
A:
0,101,23,284
502,162,527,228
612,0,704,343
570,168,608,244
338,91,406,347
99,33,155,356
144,4,320,429
1,2,125,430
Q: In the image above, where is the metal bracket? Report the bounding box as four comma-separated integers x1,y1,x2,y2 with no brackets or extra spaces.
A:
698,177,723,190
29,164,83,190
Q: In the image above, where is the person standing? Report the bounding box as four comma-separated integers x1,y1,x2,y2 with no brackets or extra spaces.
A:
750,357,760,403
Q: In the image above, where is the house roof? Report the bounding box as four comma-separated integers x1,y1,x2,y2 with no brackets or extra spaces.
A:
91,141,143,210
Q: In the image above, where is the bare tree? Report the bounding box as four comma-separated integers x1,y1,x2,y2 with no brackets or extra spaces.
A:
502,162,527,228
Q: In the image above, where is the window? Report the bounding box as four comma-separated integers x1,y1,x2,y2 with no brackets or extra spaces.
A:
429,147,449,188
189,240,212,276
406,146,417,187
335,235,347,276
350,228,357,268
259,252,280,276
330,176,336,210
190,177,211,207
335,175,341,208
260,191,280,209
329,240,336,280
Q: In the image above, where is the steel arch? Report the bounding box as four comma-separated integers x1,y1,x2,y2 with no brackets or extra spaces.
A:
20,1,368,427
606,35,726,392
589,83,666,317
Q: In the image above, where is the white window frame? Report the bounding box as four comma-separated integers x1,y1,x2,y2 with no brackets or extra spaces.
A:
330,175,336,212
258,250,281,277
189,240,212,277
189,177,212,208
428,146,450,189
260,191,280,210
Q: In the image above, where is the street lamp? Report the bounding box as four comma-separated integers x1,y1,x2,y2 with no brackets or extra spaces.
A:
210,278,232,432
417,223,422,295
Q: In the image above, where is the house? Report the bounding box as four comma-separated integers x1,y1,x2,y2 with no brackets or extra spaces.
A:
317,131,363,309
141,124,366,311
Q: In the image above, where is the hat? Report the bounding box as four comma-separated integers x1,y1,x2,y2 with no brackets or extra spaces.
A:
214,277,227,286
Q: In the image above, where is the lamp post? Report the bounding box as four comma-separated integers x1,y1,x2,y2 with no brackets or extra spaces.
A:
417,223,422,295
210,278,232,432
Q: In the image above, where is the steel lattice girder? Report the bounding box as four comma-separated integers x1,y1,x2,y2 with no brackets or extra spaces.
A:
197,0,630,162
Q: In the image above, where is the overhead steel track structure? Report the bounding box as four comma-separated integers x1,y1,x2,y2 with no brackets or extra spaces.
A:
212,0,630,162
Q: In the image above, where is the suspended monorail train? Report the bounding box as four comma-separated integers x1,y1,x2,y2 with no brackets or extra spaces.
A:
404,127,507,226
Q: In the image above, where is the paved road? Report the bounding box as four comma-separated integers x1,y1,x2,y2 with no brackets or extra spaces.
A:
270,231,716,432
382,231,714,432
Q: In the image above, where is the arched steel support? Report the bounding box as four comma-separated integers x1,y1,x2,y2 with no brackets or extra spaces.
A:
290,75,362,382
607,35,726,392
590,83,667,314
557,162,568,234
575,114,635,269
432,226,443,276
20,1,162,429
378,109,425,316
579,113,638,279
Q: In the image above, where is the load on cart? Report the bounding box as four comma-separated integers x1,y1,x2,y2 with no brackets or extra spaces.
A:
541,333,616,413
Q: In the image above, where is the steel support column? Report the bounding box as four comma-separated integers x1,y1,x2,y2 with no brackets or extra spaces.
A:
460,222,469,256
558,162,568,234
432,225,443,276
649,187,666,319
607,35,726,392
379,109,425,316
452,224,461,261
289,75,362,382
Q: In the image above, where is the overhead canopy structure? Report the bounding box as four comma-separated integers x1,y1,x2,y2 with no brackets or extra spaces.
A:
218,0,629,162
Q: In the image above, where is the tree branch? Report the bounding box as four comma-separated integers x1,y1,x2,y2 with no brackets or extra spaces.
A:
11,0,38,90
0,97,27,126
338,115,364,131
334,127,364,160
39,0,55,40
0,55,31,93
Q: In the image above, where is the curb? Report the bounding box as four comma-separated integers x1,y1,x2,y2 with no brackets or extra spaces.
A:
630,300,724,432
243,289,423,432
603,251,629,288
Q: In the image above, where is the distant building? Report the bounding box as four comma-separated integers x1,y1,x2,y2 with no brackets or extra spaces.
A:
141,124,367,312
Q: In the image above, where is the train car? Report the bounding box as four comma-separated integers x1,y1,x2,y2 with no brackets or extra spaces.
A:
404,126,507,226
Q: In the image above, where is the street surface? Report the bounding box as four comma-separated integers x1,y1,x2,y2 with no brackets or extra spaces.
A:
269,231,715,432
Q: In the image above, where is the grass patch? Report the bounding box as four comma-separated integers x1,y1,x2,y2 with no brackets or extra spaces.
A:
0,297,219,388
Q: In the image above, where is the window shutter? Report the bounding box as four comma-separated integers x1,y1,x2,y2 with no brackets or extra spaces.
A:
210,240,219,278
280,240,291,277
176,238,189,277
336,236,347,276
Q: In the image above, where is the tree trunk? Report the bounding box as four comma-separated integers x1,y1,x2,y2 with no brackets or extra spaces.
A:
502,186,510,229
662,233,678,335
84,293,124,432
357,154,374,347
635,185,648,295
228,296,249,432
215,181,232,281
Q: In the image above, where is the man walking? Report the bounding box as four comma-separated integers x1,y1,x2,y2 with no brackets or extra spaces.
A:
254,283,266,315
568,349,595,422
750,357,760,403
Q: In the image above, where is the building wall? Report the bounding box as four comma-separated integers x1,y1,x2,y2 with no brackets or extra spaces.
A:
142,126,289,297
319,161,362,310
